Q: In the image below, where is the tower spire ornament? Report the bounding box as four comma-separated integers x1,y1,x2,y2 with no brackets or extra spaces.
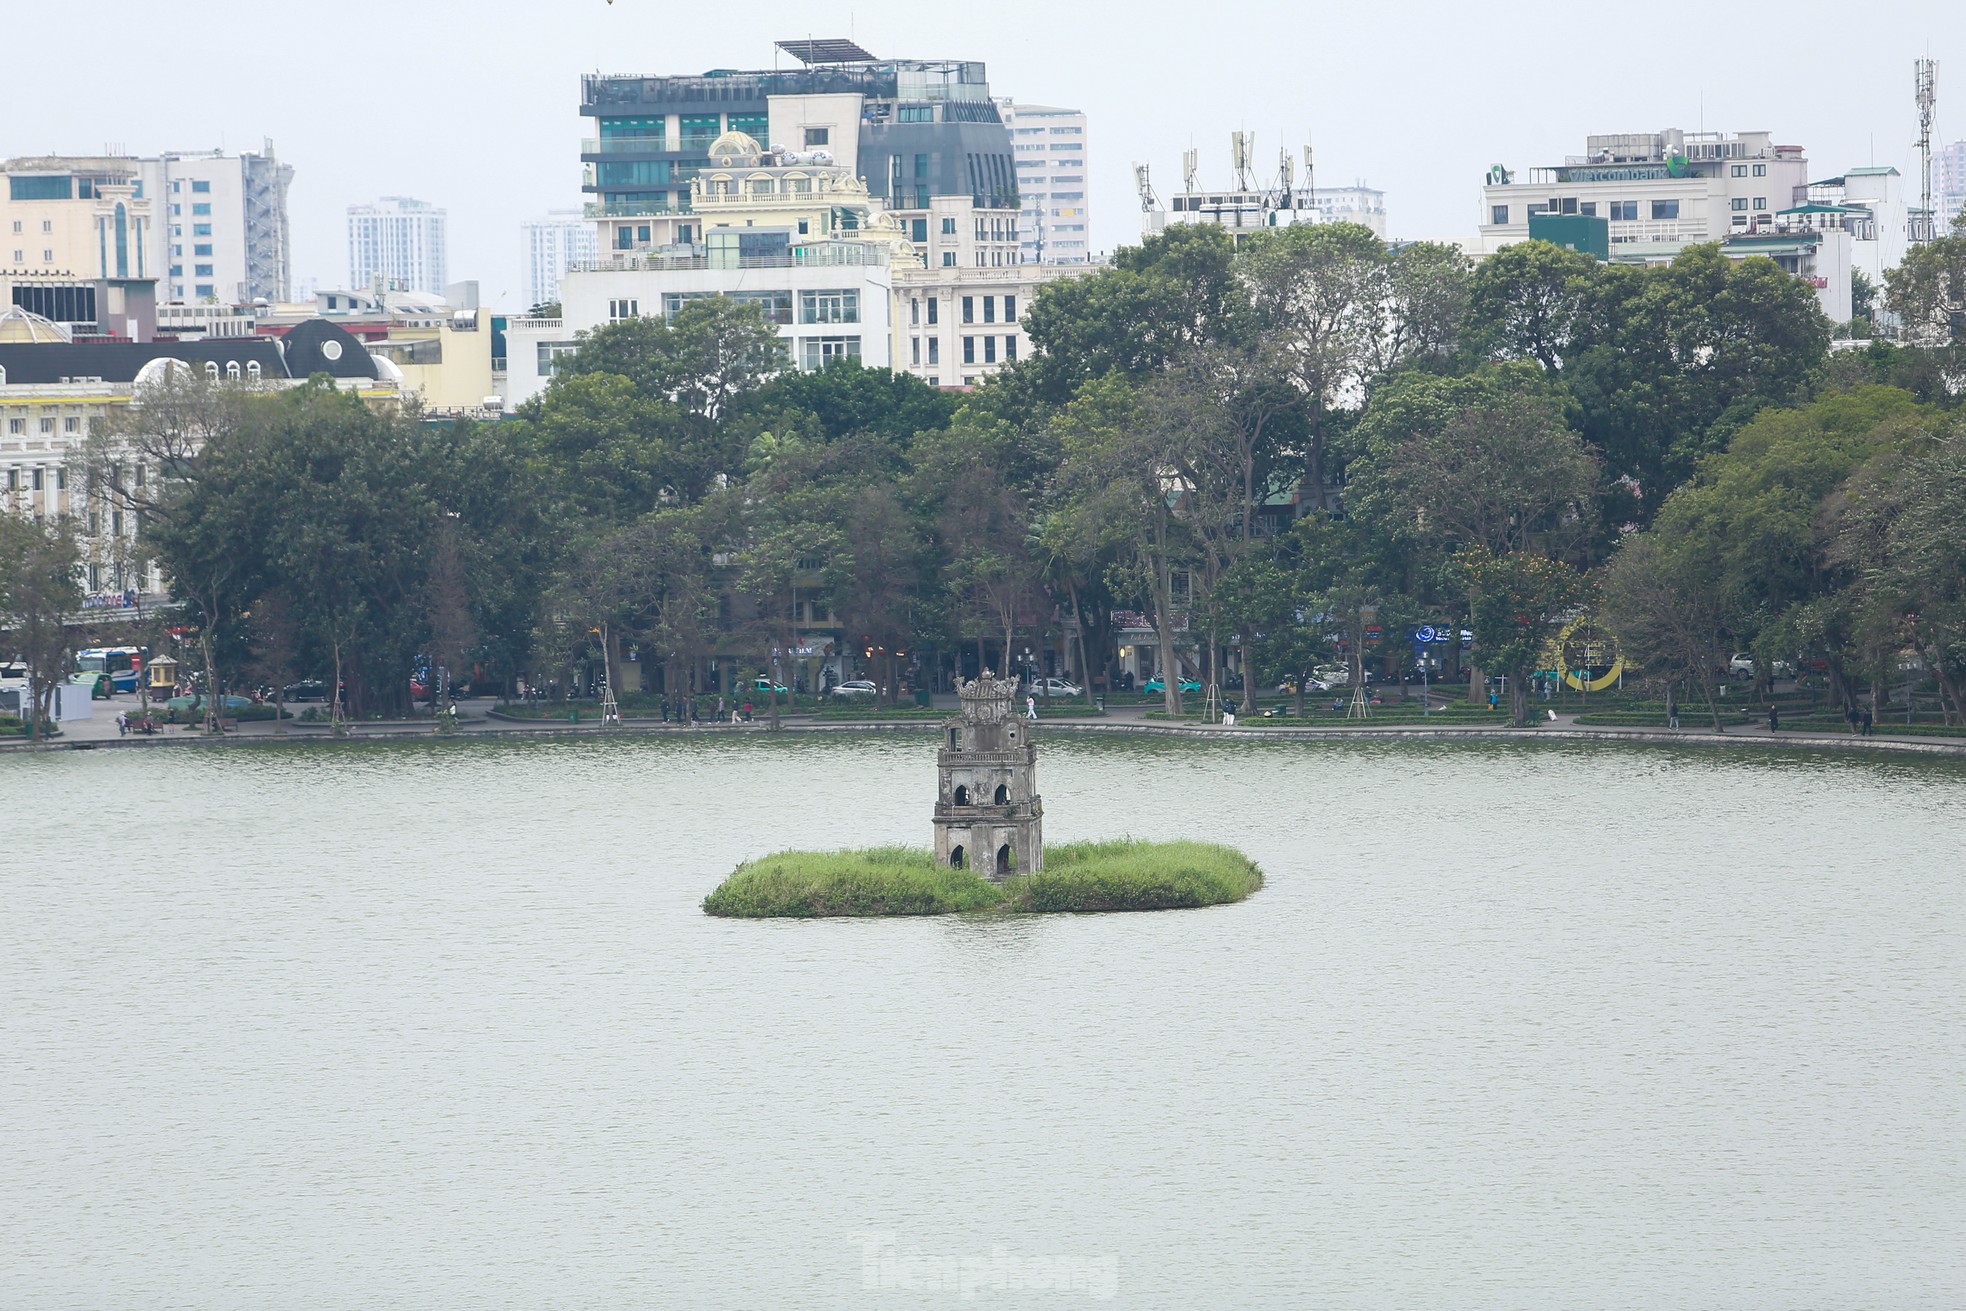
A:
934,672,1043,879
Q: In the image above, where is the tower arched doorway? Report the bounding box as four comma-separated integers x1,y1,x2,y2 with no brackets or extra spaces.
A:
954,785,969,805
993,783,1009,804
950,845,965,869
996,844,1012,876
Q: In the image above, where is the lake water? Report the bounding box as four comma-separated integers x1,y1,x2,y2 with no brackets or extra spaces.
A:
4,733,1963,1308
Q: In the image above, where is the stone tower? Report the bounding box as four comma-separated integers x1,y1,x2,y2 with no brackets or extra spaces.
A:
934,673,1043,879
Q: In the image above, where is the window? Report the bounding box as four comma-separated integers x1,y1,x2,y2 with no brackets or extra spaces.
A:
617,224,634,250
192,203,211,216
803,127,829,147
928,338,939,364
169,264,182,277
800,289,859,324
941,217,957,235
1490,204,1509,225
195,284,214,298
799,335,861,370
1610,201,1638,221
42,249,52,261
984,336,997,364
537,341,579,377
171,181,181,193
172,244,182,257
1004,295,1017,323
608,298,639,320
191,179,211,193
911,337,921,365
63,416,79,433
961,295,974,324
1732,165,1748,177
194,263,213,276
8,219,17,233
942,252,955,267
909,217,927,243
910,298,919,326
194,243,213,256
225,361,241,380
1753,197,1767,210
927,297,938,325
5,419,18,435
247,361,261,380
1731,198,1748,212
962,336,975,364
1580,202,1597,217
1753,163,1767,177
1005,336,1017,362
1650,200,1680,220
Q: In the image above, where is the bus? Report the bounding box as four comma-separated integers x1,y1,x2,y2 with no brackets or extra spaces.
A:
77,646,144,694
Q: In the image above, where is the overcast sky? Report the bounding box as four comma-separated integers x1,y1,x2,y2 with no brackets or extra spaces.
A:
7,1,1961,309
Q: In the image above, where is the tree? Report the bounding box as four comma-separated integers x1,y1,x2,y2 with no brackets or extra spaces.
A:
1599,535,1732,730
0,513,83,737
1466,239,1601,370
1453,546,1592,725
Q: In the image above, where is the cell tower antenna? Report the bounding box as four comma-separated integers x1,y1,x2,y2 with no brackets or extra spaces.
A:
1912,58,1938,244
1181,148,1199,195
1134,163,1158,213
1278,145,1294,209
1231,131,1254,191
1304,144,1315,198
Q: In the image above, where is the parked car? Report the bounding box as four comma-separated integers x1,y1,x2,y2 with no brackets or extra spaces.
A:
69,671,114,699
1727,653,1756,679
830,679,878,699
1030,677,1082,697
1142,677,1203,695
283,679,328,702
751,676,790,695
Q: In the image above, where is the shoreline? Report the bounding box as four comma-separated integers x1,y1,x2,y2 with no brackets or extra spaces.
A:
8,708,1966,760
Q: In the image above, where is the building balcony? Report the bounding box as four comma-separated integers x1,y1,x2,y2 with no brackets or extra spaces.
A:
583,198,694,218
581,137,674,155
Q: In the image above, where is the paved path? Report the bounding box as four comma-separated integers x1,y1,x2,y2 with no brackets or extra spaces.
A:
9,692,1963,760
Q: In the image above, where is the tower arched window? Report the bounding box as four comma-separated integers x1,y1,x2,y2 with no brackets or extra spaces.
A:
225,361,241,381
994,784,1009,805
204,361,219,380
246,360,261,381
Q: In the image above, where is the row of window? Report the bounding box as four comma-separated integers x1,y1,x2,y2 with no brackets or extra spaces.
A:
10,249,56,262
1730,164,1770,178
6,416,86,436
909,335,1019,367
609,289,864,326
1494,199,1683,224
908,294,1020,327
9,219,54,234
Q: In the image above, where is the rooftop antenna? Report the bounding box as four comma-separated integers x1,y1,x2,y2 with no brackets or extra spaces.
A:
1304,144,1315,199
1181,148,1199,195
1134,163,1158,212
1231,131,1254,190
1277,146,1294,209
1913,57,1938,244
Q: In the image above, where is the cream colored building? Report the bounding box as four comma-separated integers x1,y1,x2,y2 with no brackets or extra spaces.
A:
2,156,158,338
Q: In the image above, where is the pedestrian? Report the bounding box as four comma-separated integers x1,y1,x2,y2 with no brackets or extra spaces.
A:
1844,703,1859,734
1025,694,1037,721
742,699,754,722
1861,704,1873,736
1767,704,1780,733
117,710,128,736
1667,693,1679,730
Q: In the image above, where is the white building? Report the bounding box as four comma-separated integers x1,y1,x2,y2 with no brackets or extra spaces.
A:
999,101,1092,263
135,142,293,305
520,210,599,311
1479,129,1811,256
1139,139,1387,242
1934,140,1966,236
347,196,448,295
1796,167,1907,291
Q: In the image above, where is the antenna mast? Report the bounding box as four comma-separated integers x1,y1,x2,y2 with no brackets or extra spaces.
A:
1134,163,1158,213
1231,131,1254,191
1913,58,1938,244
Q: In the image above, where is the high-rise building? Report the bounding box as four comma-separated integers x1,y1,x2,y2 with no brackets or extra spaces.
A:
520,210,598,310
578,39,1020,268
347,196,448,295
1936,140,1966,236
136,141,293,305
998,101,1091,263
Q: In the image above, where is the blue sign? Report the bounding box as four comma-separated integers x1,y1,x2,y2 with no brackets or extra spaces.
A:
1415,626,1437,644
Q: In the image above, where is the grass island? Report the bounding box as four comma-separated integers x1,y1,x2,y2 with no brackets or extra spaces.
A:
702,838,1262,918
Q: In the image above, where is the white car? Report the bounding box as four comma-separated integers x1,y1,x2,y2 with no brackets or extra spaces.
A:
829,679,878,699
1728,653,1756,679
1030,678,1082,697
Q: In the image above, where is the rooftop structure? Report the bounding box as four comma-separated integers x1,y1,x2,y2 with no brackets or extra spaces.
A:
1139,136,1386,241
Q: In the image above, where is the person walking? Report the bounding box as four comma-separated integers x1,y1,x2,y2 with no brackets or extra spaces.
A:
1860,704,1874,736
1767,703,1780,733
116,710,129,737
1025,694,1037,721
1667,692,1679,730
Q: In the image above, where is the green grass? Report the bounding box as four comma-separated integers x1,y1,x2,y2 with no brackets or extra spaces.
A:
703,838,1261,918
703,847,1003,917
1003,839,1262,913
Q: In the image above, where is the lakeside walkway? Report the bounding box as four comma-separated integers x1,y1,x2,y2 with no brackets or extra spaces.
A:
10,696,1966,760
